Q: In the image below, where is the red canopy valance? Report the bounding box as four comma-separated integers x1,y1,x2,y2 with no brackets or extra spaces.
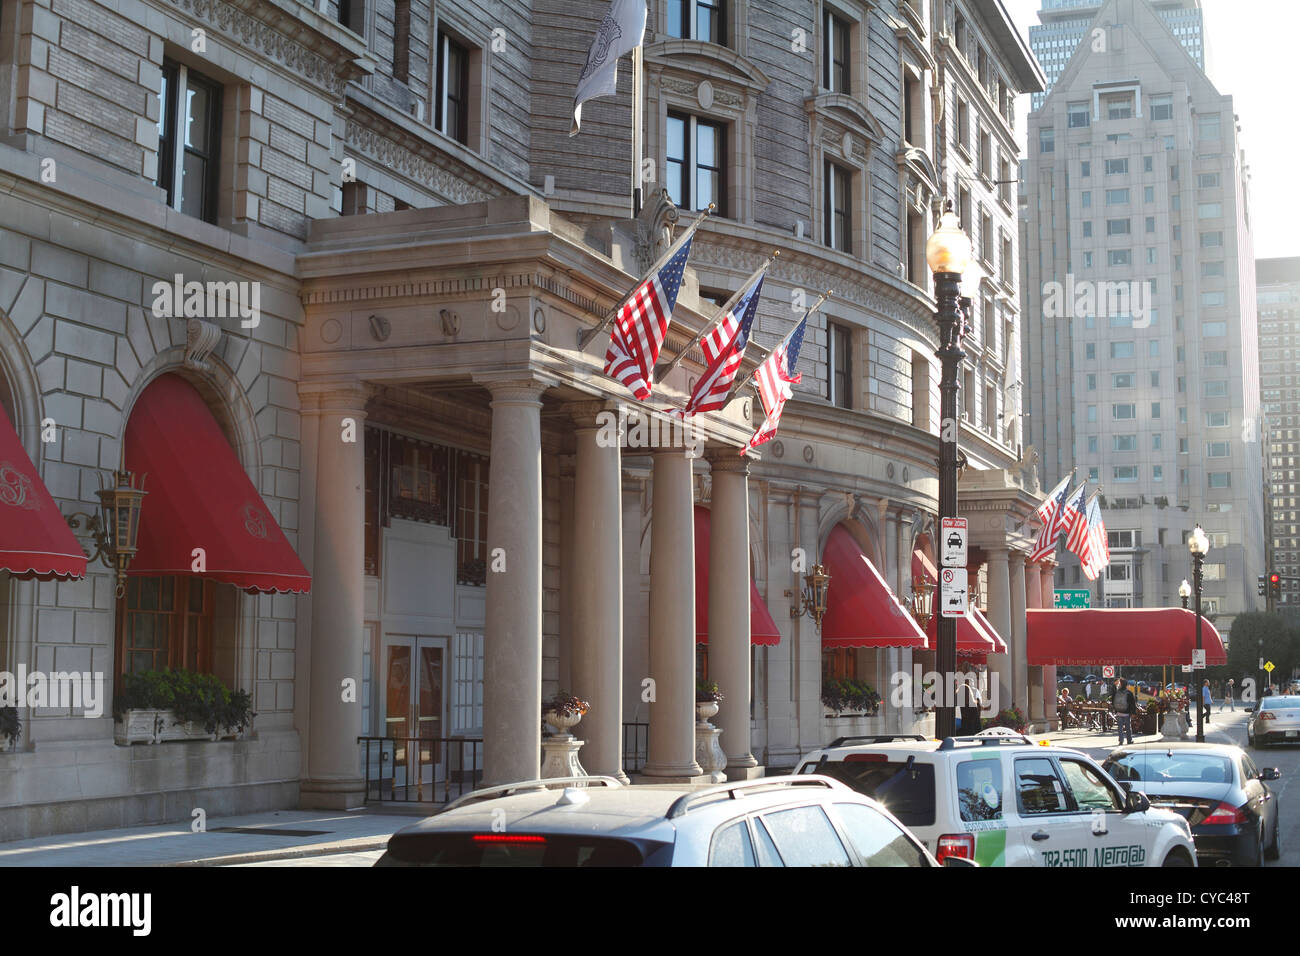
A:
126,374,310,594
693,506,781,646
1027,608,1227,666
0,411,87,580
821,526,928,649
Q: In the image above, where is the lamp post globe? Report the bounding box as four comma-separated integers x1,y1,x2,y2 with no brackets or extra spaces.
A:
925,202,971,740
1178,579,1191,610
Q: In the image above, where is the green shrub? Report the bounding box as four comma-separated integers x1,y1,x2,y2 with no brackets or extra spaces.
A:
113,670,255,736
0,706,19,746
821,678,881,714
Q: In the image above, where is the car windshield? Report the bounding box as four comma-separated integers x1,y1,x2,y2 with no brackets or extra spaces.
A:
1105,752,1234,785
1261,697,1300,708
801,757,936,828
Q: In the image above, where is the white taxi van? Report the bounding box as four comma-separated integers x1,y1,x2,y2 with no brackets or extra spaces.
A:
795,732,1197,867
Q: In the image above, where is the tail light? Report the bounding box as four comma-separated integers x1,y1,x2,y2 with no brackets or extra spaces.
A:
1258,711,1276,721
471,834,547,845
936,833,975,863
1201,802,1247,825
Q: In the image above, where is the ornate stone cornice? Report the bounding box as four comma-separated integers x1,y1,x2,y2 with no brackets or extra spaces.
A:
344,112,500,207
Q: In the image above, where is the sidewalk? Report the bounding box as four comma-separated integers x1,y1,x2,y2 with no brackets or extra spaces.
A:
1032,706,1246,757
0,806,426,867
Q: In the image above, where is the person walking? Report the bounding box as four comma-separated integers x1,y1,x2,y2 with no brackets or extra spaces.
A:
1112,678,1136,745
1226,678,1235,711
1202,679,1213,722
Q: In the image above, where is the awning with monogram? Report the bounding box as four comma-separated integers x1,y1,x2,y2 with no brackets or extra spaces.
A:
0,411,88,580
125,374,310,594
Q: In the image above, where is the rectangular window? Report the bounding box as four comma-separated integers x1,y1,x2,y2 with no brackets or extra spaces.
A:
666,112,727,215
828,322,852,409
157,61,223,225
118,577,217,676
1198,172,1220,188
1150,94,1172,121
1202,291,1225,307
1089,467,1100,482
1106,189,1129,206
1152,433,1162,450
1086,373,1096,391
1081,191,1092,208
1203,321,1227,337
1110,342,1134,359
1112,404,1137,420
1087,405,1097,422
1204,380,1228,398
1146,247,1156,264
1068,102,1090,128
1083,221,1093,238
1149,341,1160,358
1039,127,1055,153
1088,436,1099,453
1106,218,1131,235
1205,410,1230,428
1112,373,1134,388
436,30,471,145
1151,402,1161,418
823,160,852,253
1153,465,1163,481
1202,260,1225,277
1203,350,1228,366
1081,161,1091,178
1144,185,1155,202
1086,343,1096,360
1145,217,1155,234
338,0,365,33
1113,434,1137,451
1104,159,1128,175
1083,252,1094,268
1105,94,1133,120
1200,231,1223,248
1206,441,1231,458
1198,113,1221,140
1108,249,1131,266
1150,371,1159,387
1208,472,1231,489
1143,156,1153,173
823,10,851,93
1114,466,1138,482
668,0,726,43
1198,202,1222,219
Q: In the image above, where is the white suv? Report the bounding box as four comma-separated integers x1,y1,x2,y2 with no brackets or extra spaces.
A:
795,733,1197,867
375,775,945,867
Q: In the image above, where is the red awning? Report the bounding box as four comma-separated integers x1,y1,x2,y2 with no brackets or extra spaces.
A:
1027,608,1227,666
821,526,928,649
0,412,87,580
971,606,1009,655
693,506,780,646
126,374,310,593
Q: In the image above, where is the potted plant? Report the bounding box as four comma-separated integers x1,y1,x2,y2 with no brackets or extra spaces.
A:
982,705,1027,734
113,670,255,744
821,678,881,716
696,680,724,722
0,706,19,751
541,691,589,736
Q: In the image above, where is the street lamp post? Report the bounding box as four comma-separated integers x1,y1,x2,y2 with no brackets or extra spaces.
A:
1188,526,1210,743
925,201,972,740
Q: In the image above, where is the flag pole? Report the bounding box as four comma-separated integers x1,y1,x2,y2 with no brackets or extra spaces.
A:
723,289,832,405
578,204,714,351
652,251,778,385
632,44,643,217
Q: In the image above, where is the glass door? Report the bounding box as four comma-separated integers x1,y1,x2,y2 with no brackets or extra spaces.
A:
383,635,447,800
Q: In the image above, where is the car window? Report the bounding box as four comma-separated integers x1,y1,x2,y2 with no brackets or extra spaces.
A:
1015,757,1070,814
956,759,1004,821
832,803,931,867
751,818,785,866
1263,697,1300,708
1106,752,1233,784
707,819,757,867
759,805,852,867
1058,759,1123,811
1240,754,1258,782
805,757,936,827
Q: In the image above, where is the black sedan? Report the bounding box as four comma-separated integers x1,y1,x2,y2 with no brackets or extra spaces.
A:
1103,743,1280,867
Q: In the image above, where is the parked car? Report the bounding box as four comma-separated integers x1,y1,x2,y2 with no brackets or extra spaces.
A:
1103,743,1280,866
1084,674,1099,682
1059,675,1077,683
1248,696,1300,747
374,775,947,867
795,732,1196,867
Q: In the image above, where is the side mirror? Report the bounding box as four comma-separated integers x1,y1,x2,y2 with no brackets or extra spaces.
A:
942,855,980,868
1261,768,1282,781
1124,790,1151,813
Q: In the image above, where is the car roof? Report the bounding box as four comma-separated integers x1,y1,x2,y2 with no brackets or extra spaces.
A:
805,735,1088,760
1105,742,1243,755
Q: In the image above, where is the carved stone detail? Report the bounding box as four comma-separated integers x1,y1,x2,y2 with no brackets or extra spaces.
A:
184,318,221,371
633,187,681,273
345,120,495,206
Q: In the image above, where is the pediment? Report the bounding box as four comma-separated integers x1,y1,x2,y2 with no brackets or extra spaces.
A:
804,93,885,144
645,39,770,94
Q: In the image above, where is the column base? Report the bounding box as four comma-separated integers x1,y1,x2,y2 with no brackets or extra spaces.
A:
633,761,715,785
725,764,765,781
298,777,367,810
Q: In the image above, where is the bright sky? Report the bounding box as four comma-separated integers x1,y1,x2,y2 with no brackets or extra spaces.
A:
1001,0,1300,260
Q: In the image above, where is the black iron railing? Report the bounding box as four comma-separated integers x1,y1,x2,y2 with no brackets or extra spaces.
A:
358,736,483,804
622,722,649,776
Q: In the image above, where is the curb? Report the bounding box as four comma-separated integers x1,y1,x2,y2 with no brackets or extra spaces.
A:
164,836,392,867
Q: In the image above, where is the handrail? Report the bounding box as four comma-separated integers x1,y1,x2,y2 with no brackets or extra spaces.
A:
441,776,624,813
665,775,841,820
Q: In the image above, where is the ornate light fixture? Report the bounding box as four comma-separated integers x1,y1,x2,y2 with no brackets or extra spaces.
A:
910,575,935,630
67,469,148,597
789,564,831,629
1178,579,1191,609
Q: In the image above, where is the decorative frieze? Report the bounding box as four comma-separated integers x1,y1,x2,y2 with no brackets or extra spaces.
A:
345,120,495,206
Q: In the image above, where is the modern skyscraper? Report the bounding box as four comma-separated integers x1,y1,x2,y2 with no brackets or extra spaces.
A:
1258,258,1300,612
1029,0,1206,111
1020,0,1263,637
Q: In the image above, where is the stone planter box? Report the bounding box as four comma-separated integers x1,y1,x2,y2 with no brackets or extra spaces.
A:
114,709,248,745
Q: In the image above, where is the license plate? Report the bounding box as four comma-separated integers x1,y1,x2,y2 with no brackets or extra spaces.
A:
1287,731,1297,738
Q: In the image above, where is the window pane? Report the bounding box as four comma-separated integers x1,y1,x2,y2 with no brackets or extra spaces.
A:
833,803,928,867
708,821,757,867
1016,757,1069,814
761,806,852,867
185,84,210,152
181,153,208,219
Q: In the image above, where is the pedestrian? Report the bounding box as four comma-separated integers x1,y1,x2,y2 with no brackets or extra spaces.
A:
1202,679,1213,721
1111,678,1136,745
1226,678,1235,711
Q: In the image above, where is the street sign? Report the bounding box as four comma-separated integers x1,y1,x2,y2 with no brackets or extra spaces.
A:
1265,661,1276,673
1102,665,1115,679
1181,665,1193,673
1260,658,1266,670
1192,649,1206,669
941,518,968,568
1054,589,1091,609
941,567,968,617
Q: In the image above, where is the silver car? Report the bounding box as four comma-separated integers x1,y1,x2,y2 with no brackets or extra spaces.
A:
374,775,947,867
1248,696,1300,747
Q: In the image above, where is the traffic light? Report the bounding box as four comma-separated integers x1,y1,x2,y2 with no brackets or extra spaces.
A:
1270,572,1282,597
1259,574,1268,596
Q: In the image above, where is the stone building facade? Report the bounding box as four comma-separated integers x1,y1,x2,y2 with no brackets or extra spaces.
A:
0,0,1048,840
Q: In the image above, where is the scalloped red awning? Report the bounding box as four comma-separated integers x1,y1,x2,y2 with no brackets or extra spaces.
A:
694,506,781,646
0,412,87,580
821,526,928,649
1027,608,1227,666
125,374,310,594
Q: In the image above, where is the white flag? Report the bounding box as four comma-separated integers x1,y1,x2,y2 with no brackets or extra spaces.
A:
571,0,646,136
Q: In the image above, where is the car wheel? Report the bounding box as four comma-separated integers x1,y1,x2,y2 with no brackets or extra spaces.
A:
1266,816,1281,862
1252,827,1266,867
1162,849,1194,867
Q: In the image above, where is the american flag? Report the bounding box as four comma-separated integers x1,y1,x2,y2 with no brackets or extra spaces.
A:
604,237,693,400
1081,496,1110,581
674,276,764,417
1028,475,1073,564
741,314,807,454
1062,484,1091,556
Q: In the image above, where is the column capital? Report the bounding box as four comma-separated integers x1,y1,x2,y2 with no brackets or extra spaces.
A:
565,400,623,430
475,372,554,405
298,382,373,416
706,451,749,475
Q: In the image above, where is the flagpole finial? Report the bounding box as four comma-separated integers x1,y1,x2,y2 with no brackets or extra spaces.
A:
772,249,781,258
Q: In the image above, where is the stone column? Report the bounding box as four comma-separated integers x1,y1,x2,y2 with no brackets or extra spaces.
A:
299,384,369,809
1038,564,1058,727
641,448,706,781
570,405,626,781
1010,550,1029,718
1025,562,1043,724
481,378,547,786
709,454,760,779
987,548,1012,717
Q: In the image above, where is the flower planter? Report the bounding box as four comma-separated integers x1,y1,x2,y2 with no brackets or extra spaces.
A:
114,708,248,745
695,701,720,723
543,709,583,737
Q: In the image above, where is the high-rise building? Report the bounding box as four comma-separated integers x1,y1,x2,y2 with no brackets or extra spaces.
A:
1020,0,1263,637
1258,258,1300,612
1029,0,1206,111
